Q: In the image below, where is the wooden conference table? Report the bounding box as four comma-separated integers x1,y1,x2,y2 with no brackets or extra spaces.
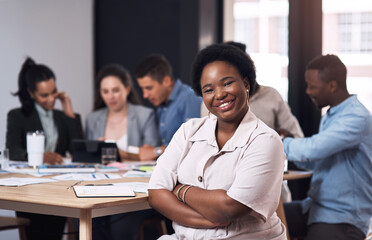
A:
0,173,150,240
0,170,312,240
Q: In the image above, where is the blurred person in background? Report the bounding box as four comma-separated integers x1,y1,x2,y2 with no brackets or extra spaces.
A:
86,64,160,160
134,54,202,160
6,57,83,240
282,54,372,240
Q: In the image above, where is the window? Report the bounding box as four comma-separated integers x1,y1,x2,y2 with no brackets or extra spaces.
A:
323,0,372,113
231,0,289,101
338,12,372,53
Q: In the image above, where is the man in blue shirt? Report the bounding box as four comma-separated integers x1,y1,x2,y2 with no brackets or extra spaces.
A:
134,54,202,160
281,54,372,240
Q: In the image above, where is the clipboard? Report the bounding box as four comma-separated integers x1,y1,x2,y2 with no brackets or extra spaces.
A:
73,185,136,198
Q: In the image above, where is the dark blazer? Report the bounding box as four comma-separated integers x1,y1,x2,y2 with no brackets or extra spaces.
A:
6,107,83,161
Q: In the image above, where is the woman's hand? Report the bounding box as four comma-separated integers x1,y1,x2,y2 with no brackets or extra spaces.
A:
118,149,129,160
276,128,294,138
43,152,64,164
56,92,75,118
148,189,231,229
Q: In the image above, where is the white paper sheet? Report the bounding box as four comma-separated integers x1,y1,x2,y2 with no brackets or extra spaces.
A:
114,182,149,193
52,173,121,181
0,177,56,186
121,170,152,178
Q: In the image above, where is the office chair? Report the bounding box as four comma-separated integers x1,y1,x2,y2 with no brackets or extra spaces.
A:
0,216,30,240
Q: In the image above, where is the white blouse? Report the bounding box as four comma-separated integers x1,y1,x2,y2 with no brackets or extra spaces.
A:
116,133,128,151
149,110,287,240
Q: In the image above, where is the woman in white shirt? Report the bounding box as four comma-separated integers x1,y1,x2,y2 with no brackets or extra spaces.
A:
85,64,160,160
81,64,161,240
148,44,287,239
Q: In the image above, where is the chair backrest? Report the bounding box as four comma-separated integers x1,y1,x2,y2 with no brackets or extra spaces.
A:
0,216,30,240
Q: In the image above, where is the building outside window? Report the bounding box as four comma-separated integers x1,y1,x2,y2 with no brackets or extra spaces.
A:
228,0,372,113
323,0,372,113
231,0,289,101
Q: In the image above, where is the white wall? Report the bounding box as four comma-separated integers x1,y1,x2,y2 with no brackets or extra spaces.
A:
0,0,93,147
0,0,93,239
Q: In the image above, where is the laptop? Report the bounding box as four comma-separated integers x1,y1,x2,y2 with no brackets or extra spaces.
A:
71,139,120,164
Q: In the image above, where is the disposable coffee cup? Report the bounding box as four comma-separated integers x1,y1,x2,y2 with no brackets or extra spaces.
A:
26,131,45,167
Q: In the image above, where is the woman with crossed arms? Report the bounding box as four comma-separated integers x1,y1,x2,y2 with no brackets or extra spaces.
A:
148,44,287,239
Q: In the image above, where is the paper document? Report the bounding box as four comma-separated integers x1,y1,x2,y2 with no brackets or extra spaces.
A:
4,167,46,177
0,177,56,186
122,170,152,178
52,173,121,181
73,185,135,198
114,182,149,193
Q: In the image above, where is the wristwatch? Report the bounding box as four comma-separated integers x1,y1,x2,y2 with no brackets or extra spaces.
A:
153,147,163,157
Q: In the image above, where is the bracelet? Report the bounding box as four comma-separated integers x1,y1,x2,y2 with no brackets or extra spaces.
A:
181,185,193,203
176,184,186,201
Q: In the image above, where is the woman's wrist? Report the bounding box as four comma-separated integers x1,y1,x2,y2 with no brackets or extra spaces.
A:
176,184,186,201
176,184,194,204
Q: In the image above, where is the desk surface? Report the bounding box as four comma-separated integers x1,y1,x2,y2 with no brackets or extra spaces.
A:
0,170,312,210
0,170,313,240
0,173,151,240
284,170,313,181
0,174,149,210
279,170,312,240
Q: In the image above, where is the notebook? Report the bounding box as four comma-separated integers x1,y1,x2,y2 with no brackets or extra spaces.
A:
73,185,136,198
71,139,120,163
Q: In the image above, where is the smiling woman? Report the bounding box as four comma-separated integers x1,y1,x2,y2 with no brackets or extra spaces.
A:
5,57,83,240
147,44,287,239
6,57,83,164
83,64,161,240
85,64,160,159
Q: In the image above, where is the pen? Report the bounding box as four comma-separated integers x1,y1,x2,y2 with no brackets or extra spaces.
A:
67,180,82,190
104,174,110,179
132,169,146,172
92,173,96,179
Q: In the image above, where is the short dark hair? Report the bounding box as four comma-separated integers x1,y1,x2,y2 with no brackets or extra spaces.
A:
306,54,347,89
225,41,247,52
14,57,56,115
191,43,256,96
94,64,141,110
133,54,173,83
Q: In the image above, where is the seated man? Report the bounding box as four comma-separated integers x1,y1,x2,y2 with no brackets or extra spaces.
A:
134,54,202,160
281,54,372,240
